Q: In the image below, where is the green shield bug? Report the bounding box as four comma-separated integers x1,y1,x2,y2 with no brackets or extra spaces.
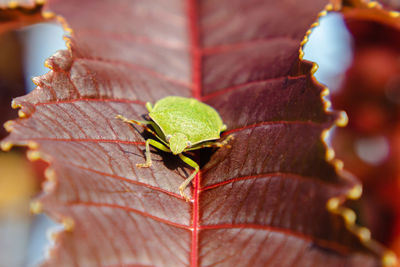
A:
116,96,232,201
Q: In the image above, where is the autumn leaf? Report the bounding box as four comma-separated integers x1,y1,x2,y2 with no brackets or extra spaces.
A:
1,0,394,266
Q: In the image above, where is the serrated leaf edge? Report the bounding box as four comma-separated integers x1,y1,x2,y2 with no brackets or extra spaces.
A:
0,0,396,266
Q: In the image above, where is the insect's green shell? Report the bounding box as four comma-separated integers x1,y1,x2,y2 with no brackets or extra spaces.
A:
149,96,224,145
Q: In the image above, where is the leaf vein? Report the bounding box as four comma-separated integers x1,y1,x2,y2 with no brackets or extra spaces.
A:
34,98,146,107
67,162,186,200
201,172,339,191
66,201,190,229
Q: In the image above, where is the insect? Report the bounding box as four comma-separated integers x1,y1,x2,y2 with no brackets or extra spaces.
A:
116,96,232,201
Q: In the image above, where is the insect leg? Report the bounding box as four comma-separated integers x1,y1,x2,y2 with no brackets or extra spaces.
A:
213,134,234,148
178,154,199,202
145,102,153,112
186,135,234,151
137,139,171,168
116,115,168,144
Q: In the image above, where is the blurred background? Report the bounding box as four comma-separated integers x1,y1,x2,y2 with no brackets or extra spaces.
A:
0,23,65,267
0,8,399,267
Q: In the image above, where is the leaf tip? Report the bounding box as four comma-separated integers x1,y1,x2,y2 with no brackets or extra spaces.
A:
7,1,18,9
27,150,43,161
320,87,330,97
45,167,56,181
62,216,75,232
18,109,28,118
44,59,53,70
298,48,305,60
335,111,348,127
56,17,73,34
332,158,344,171
31,76,41,86
27,141,39,149
42,11,55,19
323,99,332,110
367,1,381,9
326,197,340,211
300,35,309,46
325,147,335,161
11,99,20,109
389,11,400,18
44,50,73,72
11,100,35,117
382,251,398,267
341,208,357,225
347,184,363,200
311,62,319,75
321,129,329,141
63,36,72,50
325,3,334,12
1,141,13,152
3,120,14,132
357,227,371,242
318,9,328,18
30,200,43,214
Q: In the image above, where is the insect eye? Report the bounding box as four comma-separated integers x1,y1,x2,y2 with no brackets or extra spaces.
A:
186,141,192,147
166,135,172,142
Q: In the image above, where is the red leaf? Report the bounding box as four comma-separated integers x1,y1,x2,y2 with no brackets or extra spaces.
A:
2,0,389,266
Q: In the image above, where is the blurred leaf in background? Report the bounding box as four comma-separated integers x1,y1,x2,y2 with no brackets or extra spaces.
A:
331,2,400,261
